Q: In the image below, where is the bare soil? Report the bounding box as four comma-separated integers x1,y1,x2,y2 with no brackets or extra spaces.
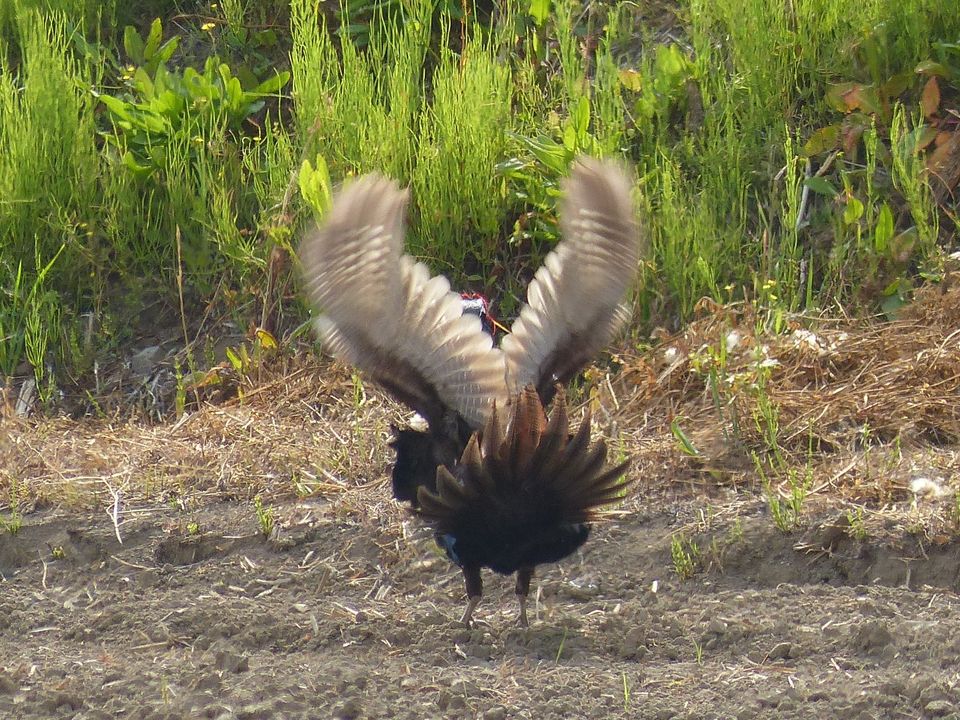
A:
2,489,960,720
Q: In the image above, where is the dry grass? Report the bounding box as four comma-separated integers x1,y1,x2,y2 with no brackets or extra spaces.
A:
2,285,959,541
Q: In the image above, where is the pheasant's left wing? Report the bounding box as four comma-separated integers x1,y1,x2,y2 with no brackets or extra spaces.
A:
299,174,508,430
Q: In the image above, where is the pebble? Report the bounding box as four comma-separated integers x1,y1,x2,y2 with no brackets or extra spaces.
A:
43,692,82,712
706,618,728,635
757,691,781,708
333,697,362,719
237,701,275,720
0,675,17,695
767,641,792,660
851,619,893,653
924,700,955,717
450,679,478,696
214,650,249,674
618,627,647,660
191,671,222,692
483,705,507,720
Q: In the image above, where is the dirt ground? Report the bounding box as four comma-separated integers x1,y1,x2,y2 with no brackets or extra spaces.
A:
2,289,960,719
2,487,960,720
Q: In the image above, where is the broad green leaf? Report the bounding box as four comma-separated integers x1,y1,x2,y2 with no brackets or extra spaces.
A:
521,134,570,175
99,94,133,121
155,36,180,65
915,125,938,151
915,60,952,78
874,203,893,252
670,418,700,456
255,329,278,349
121,151,154,178
572,95,590,137
848,84,883,116
825,82,859,113
528,0,550,26
562,123,577,153
133,67,155,97
253,71,291,96
299,156,333,216
842,196,863,224
803,176,838,196
143,18,163,60
619,69,642,92
225,346,243,372
880,290,906,319
802,125,839,156
879,71,911,99
123,25,144,63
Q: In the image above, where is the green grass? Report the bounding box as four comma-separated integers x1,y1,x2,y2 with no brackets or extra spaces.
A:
1,0,958,410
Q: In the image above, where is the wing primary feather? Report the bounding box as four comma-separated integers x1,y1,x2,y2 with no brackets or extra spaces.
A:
505,157,645,400
299,173,509,431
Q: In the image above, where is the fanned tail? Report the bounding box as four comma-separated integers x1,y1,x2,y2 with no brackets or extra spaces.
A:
416,386,633,532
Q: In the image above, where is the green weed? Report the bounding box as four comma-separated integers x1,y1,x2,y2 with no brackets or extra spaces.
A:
2,476,26,535
670,533,700,580
253,494,274,538
846,507,868,541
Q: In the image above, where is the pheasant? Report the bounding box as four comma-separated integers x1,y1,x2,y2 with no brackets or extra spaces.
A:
299,157,642,625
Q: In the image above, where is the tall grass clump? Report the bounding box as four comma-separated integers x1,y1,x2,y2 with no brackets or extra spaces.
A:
0,9,99,384
412,34,512,278
633,0,960,318
0,9,99,286
291,0,429,180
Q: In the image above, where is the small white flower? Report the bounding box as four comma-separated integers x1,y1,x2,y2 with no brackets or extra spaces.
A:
909,477,946,499
725,330,741,353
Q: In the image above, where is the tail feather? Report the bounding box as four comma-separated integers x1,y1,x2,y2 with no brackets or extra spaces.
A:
416,385,633,535
504,387,547,479
530,396,570,473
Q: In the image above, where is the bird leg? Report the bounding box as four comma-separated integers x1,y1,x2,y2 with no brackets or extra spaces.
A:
460,565,483,626
515,567,534,627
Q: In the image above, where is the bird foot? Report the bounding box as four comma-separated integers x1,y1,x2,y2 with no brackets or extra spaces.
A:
516,596,529,628
460,595,481,627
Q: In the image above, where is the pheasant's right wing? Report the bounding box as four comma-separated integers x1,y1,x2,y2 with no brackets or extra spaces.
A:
502,157,643,403
299,174,508,430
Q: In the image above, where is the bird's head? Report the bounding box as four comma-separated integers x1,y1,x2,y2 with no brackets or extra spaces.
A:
459,292,499,337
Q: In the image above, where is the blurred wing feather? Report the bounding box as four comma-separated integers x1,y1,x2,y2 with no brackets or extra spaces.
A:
503,157,643,402
299,174,508,429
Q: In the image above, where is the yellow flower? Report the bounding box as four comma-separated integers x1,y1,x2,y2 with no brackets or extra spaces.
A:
201,22,216,31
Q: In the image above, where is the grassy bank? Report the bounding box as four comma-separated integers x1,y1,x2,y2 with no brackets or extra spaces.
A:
1,0,958,413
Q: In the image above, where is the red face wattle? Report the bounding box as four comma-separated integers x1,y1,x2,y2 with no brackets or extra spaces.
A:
459,292,495,337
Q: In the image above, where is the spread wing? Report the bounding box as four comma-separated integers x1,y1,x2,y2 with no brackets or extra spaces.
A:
299,174,509,430
502,157,643,403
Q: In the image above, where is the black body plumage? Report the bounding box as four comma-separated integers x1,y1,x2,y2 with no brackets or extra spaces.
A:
299,157,643,625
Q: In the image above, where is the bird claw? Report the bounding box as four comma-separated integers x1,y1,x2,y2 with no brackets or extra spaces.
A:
460,596,481,627
516,596,529,628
